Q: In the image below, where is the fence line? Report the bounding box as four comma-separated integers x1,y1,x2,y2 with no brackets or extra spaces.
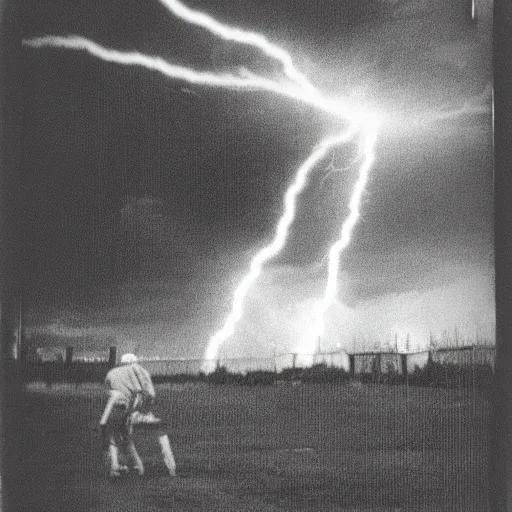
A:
21,344,496,386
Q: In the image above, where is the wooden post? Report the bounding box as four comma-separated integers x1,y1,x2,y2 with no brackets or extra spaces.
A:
376,353,382,382
292,353,297,370
65,346,73,365
400,353,408,380
20,345,28,363
349,354,356,378
1,10,23,495
471,345,477,418
108,346,117,368
491,5,512,507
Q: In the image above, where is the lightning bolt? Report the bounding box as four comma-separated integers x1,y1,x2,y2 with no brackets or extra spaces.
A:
304,124,379,361
23,1,381,373
25,36,280,89
203,129,359,372
24,36,369,123
320,150,363,187
157,0,316,94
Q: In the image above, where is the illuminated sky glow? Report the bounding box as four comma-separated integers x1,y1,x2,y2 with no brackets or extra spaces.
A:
24,4,381,372
21,0,494,363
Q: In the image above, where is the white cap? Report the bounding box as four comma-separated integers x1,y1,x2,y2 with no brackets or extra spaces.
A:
120,353,138,365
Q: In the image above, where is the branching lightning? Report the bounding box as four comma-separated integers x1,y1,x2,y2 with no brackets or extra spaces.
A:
203,129,359,371
23,0,381,372
25,36,279,89
309,124,378,348
320,151,363,187
157,0,317,94
24,36,370,124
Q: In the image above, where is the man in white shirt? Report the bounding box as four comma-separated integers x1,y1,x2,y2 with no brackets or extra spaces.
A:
99,353,156,478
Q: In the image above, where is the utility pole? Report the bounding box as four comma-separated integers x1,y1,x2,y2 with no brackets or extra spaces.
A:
491,1,512,509
1,2,23,508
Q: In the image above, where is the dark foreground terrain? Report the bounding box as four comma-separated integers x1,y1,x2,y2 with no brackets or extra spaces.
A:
16,382,489,511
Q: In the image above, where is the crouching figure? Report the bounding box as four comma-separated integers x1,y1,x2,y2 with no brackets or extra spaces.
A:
99,353,176,478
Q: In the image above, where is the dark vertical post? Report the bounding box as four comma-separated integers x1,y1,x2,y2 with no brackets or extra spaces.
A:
400,354,408,380
376,353,382,383
471,345,477,419
16,300,23,361
20,345,28,363
0,1,21,508
425,350,432,385
65,346,74,365
493,1,512,509
108,346,117,368
349,354,355,378
292,353,297,370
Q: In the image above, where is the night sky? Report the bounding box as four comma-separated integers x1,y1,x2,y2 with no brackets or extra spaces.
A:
21,0,494,358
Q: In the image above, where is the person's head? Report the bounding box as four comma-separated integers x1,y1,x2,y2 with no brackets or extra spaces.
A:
120,353,138,365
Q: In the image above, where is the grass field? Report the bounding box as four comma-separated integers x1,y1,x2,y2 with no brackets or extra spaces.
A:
18,382,490,511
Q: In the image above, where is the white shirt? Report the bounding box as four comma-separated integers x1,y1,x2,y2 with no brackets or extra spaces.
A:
99,363,155,425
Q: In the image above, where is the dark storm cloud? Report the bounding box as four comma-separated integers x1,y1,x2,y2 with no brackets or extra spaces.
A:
22,0,494,354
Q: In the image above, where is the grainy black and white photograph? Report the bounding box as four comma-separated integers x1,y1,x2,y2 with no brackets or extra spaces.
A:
1,0,503,510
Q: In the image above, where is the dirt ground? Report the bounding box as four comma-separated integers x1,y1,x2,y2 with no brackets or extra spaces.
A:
16,382,490,511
